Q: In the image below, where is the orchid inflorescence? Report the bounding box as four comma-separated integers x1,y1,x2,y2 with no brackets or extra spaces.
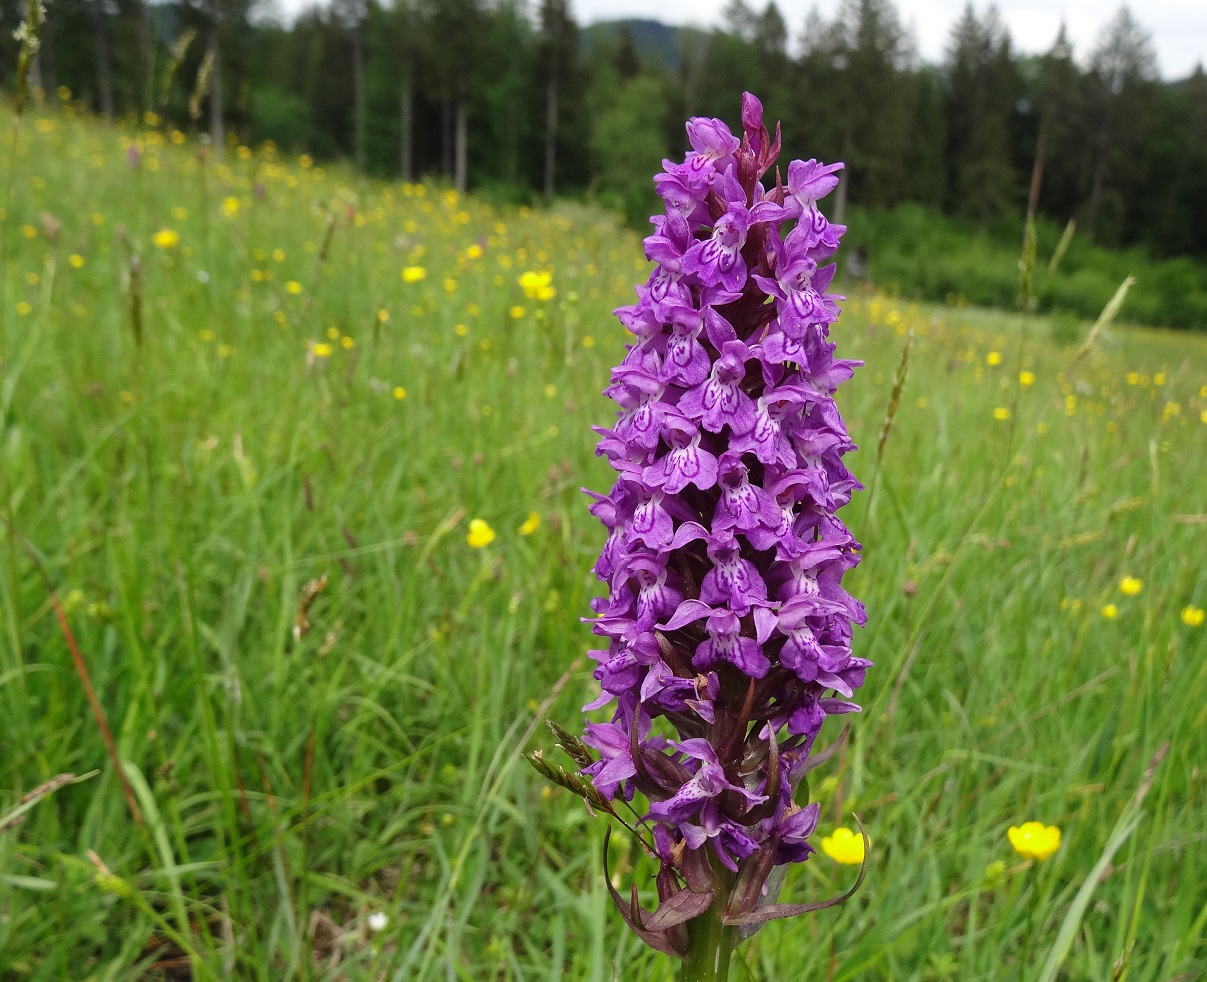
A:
539,93,871,964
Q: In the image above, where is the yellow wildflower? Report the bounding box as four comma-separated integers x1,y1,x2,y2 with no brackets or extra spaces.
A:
15,301,32,316
1180,605,1204,627
466,519,495,548
1119,576,1143,596
402,266,427,284
21,224,36,238
393,386,407,401
341,336,354,349
285,281,303,295
313,343,333,358
518,512,540,536
152,228,180,249
455,323,469,336
509,305,526,319
273,249,285,262
1101,603,1118,620
377,309,390,324
217,345,232,358
465,243,484,260
986,351,1002,366
993,407,1010,421
222,196,240,217
1019,371,1035,387
821,827,867,865
68,254,85,269
519,270,556,301
1007,822,1061,861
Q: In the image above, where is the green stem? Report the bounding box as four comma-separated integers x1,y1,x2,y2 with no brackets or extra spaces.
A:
679,897,736,982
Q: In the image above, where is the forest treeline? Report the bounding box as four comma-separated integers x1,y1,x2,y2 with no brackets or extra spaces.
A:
5,0,1207,260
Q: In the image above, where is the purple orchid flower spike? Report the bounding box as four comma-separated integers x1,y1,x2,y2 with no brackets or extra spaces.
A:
534,93,870,976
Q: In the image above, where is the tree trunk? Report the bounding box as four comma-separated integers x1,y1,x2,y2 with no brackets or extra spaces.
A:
38,16,55,98
543,74,558,200
440,99,452,178
93,0,115,121
833,128,853,225
352,11,366,171
454,98,467,193
400,74,413,181
139,0,153,115
209,19,225,156
1086,155,1105,237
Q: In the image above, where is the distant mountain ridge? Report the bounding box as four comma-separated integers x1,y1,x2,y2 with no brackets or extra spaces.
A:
582,18,684,73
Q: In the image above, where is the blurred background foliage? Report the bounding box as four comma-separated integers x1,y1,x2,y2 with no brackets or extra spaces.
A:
3,0,1207,328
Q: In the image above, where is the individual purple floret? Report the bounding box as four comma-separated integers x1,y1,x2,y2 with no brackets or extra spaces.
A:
577,93,869,963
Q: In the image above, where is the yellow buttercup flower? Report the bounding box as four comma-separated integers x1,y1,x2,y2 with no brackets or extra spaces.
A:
393,386,407,401
1101,603,1118,619
402,266,427,284
821,827,867,865
152,228,180,249
68,254,85,269
519,270,556,301
222,196,240,217
1119,576,1143,596
993,407,1010,421
518,512,540,536
285,280,303,295
1019,370,1035,387
986,351,1002,366
509,305,526,320
466,519,495,548
312,343,333,358
1181,605,1204,627
1008,821,1061,861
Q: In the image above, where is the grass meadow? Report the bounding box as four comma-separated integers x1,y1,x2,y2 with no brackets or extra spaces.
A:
1,103,1205,980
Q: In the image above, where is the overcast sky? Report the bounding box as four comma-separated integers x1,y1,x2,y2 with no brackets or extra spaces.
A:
264,0,1205,79
569,0,1206,79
